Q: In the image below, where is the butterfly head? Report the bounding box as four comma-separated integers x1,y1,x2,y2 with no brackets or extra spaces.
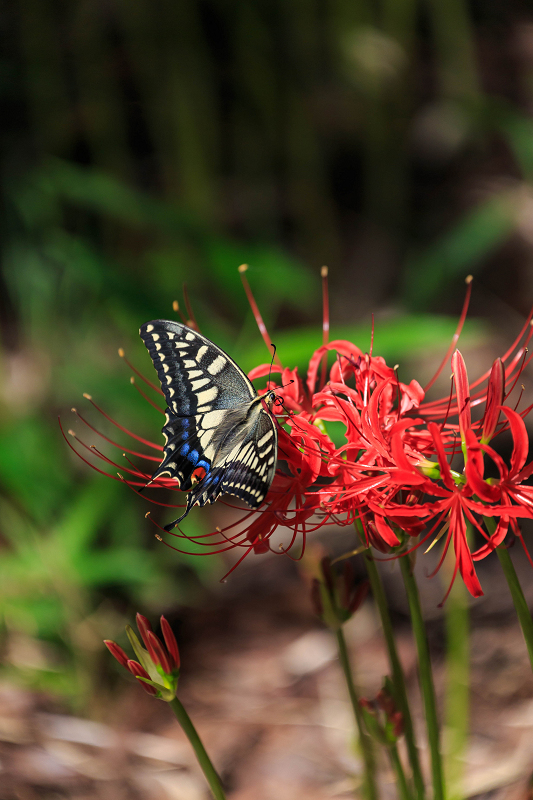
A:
265,390,278,411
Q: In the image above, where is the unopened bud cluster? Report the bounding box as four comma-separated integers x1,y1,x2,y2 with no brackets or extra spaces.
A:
359,679,404,745
105,613,180,701
311,557,369,630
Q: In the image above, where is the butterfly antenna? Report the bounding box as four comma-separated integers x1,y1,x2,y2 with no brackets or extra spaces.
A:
268,343,277,391
279,378,294,391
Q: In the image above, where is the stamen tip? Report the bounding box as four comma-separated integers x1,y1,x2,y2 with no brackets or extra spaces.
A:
71,407,77,413
172,300,179,312
145,512,151,518
130,376,135,384
155,533,162,541
321,265,328,277
83,393,92,400
238,263,248,273
118,348,125,358
465,274,473,284
67,429,76,437
117,472,124,479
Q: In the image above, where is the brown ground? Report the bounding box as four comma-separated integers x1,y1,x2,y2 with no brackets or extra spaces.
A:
1,544,533,800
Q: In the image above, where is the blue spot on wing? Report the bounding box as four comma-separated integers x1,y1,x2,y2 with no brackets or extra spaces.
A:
188,449,199,465
180,443,190,456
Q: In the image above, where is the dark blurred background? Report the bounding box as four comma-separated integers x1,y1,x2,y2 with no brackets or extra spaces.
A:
2,1,533,797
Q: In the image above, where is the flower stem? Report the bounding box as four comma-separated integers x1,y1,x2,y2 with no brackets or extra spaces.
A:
399,555,445,800
169,697,226,800
335,627,379,800
444,555,469,800
364,550,425,800
388,743,412,800
484,516,533,671
497,545,533,670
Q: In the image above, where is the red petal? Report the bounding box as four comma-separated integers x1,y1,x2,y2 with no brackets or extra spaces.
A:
500,407,529,475
451,504,483,597
373,514,401,547
307,341,363,396
472,517,509,560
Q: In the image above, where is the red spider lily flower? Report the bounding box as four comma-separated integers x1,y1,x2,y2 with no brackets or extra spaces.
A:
64,271,533,596
105,614,180,701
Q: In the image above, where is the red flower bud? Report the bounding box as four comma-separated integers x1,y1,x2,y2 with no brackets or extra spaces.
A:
391,711,404,738
310,578,323,616
348,580,369,615
451,350,471,442
340,561,355,609
482,358,504,443
104,640,129,668
320,556,335,594
127,660,158,695
147,631,172,674
160,616,180,670
136,613,153,649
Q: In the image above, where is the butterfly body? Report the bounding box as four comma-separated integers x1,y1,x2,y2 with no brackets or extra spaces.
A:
139,320,278,529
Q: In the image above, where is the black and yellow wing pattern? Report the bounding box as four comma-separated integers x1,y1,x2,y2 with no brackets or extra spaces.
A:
139,320,278,530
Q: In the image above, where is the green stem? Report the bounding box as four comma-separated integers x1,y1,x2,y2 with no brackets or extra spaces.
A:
388,743,412,800
444,553,469,800
364,550,425,800
335,628,379,800
497,546,533,669
484,516,533,671
400,556,445,800
169,697,226,800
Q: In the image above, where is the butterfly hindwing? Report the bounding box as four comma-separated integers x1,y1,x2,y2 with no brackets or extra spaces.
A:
139,319,278,528
220,408,278,506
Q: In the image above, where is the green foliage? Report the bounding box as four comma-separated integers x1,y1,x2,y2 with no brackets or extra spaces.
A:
1,0,530,716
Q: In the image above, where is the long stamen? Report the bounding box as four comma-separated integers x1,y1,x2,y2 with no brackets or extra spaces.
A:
424,275,473,392
130,377,166,415
82,394,163,451
118,349,164,396
238,264,282,367
71,407,161,461
319,266,330,390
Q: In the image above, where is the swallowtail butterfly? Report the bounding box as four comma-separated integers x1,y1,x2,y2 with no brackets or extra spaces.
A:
140,320,278,530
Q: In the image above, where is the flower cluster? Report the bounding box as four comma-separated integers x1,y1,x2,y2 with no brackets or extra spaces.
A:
63,271,533,599
105,613,180,700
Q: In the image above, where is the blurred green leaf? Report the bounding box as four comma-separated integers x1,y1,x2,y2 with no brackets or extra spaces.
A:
237,314,485,375
402,192,520,310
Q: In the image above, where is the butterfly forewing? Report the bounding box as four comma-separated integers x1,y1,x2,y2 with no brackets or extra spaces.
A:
139,319,278,528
